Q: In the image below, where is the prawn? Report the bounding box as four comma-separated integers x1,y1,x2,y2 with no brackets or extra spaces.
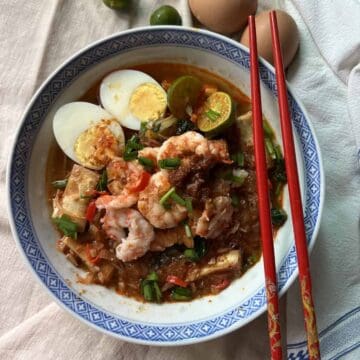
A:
101,208,155,262
96,157,147,210
138,171,187,229
157,131,231,164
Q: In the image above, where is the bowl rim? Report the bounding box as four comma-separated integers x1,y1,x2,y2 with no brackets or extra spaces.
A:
6,25,325,346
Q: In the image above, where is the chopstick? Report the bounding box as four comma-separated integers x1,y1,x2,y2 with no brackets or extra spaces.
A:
248,15,283,360
269,11,320,359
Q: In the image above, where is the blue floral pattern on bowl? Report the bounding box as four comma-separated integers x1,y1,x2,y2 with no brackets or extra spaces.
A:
8,27,323,345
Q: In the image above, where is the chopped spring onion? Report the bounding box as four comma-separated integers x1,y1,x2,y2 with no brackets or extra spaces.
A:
184,198,193,213
184,223,193,238
97,170,107,192
184,248,199,262
231,152,244,167
153,282,162,302
146,271,159,282
158,157,181,169
52,179,68,189
205,108,221,122
171,286,192,301
270,158,287,183
140,271,162,303
194,236,207,258
171,192,186,206
53,215,78,239
124,135,143,161
274,144,283,160
138,156,154,170
159,187,176,206
231,168,248,185
183,236,207,262
263,120,274,137
275,182,283,197
271,208,288,226
141,281,154,302
265,138,276,160
231,194,240,207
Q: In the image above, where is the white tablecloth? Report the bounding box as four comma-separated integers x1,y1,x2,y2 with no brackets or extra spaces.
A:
1,1,359,359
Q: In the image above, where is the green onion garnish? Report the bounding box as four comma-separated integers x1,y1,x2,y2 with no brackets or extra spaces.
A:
205,108,221,122
271,208,288,226
263,120,274,137
124,135,143,161
184,198,193,213
171,286,192,301
194,236,207,258
141,281,154,302
274,144,283,160
138,156,154,170
265,138,276,160
140,271,162,303
158,157,181,169
159,187,176,206
275,182,282,197
184,223,193,238
52,179,68,189
53,215,78,239
153,282,162,302
184,248,199,262
183,236,207,262
96,169,107,192
231,194,240,207
231,152,244,167
171,192,186,206
146,271,159,282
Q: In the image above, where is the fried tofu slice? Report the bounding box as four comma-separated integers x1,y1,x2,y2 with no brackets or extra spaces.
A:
63,236,115,285
186,250,241,282
52,164,99,231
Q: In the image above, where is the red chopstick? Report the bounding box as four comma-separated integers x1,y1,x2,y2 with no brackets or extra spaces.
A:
269,10,320,360
248,15,283,360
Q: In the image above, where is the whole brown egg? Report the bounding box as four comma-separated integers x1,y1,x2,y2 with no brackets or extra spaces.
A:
240,10,299,68
189,0,258,35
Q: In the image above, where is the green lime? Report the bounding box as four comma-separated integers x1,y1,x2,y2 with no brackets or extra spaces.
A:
167,75,202,118
197,92,235,135
150,5,182,26
103,0,131,10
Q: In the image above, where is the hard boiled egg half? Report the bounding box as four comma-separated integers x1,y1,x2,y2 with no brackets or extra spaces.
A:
53,102,125,170
100,70,167,130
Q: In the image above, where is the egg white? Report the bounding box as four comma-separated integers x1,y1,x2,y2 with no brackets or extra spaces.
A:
100,70,167,130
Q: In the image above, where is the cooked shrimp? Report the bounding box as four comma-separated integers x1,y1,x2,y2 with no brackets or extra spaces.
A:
95,193,138,210
195,196,234,239
157,131,231,164
96,157,145,210
101,208,155,262
138,171,187,229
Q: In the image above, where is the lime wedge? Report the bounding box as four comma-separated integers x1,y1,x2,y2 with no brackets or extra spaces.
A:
167,76,202,118
197,92,235,135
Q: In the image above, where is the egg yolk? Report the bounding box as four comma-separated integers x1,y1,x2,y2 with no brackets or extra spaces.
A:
74,119,121,169
129,83,167,122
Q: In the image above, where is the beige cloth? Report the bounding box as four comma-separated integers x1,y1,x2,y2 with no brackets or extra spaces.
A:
0,1,280,359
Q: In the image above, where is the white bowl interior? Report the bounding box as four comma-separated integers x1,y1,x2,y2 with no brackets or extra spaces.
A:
27,45,304,325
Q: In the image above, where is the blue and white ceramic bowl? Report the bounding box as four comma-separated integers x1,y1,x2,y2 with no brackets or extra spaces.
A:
7,26,324,345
